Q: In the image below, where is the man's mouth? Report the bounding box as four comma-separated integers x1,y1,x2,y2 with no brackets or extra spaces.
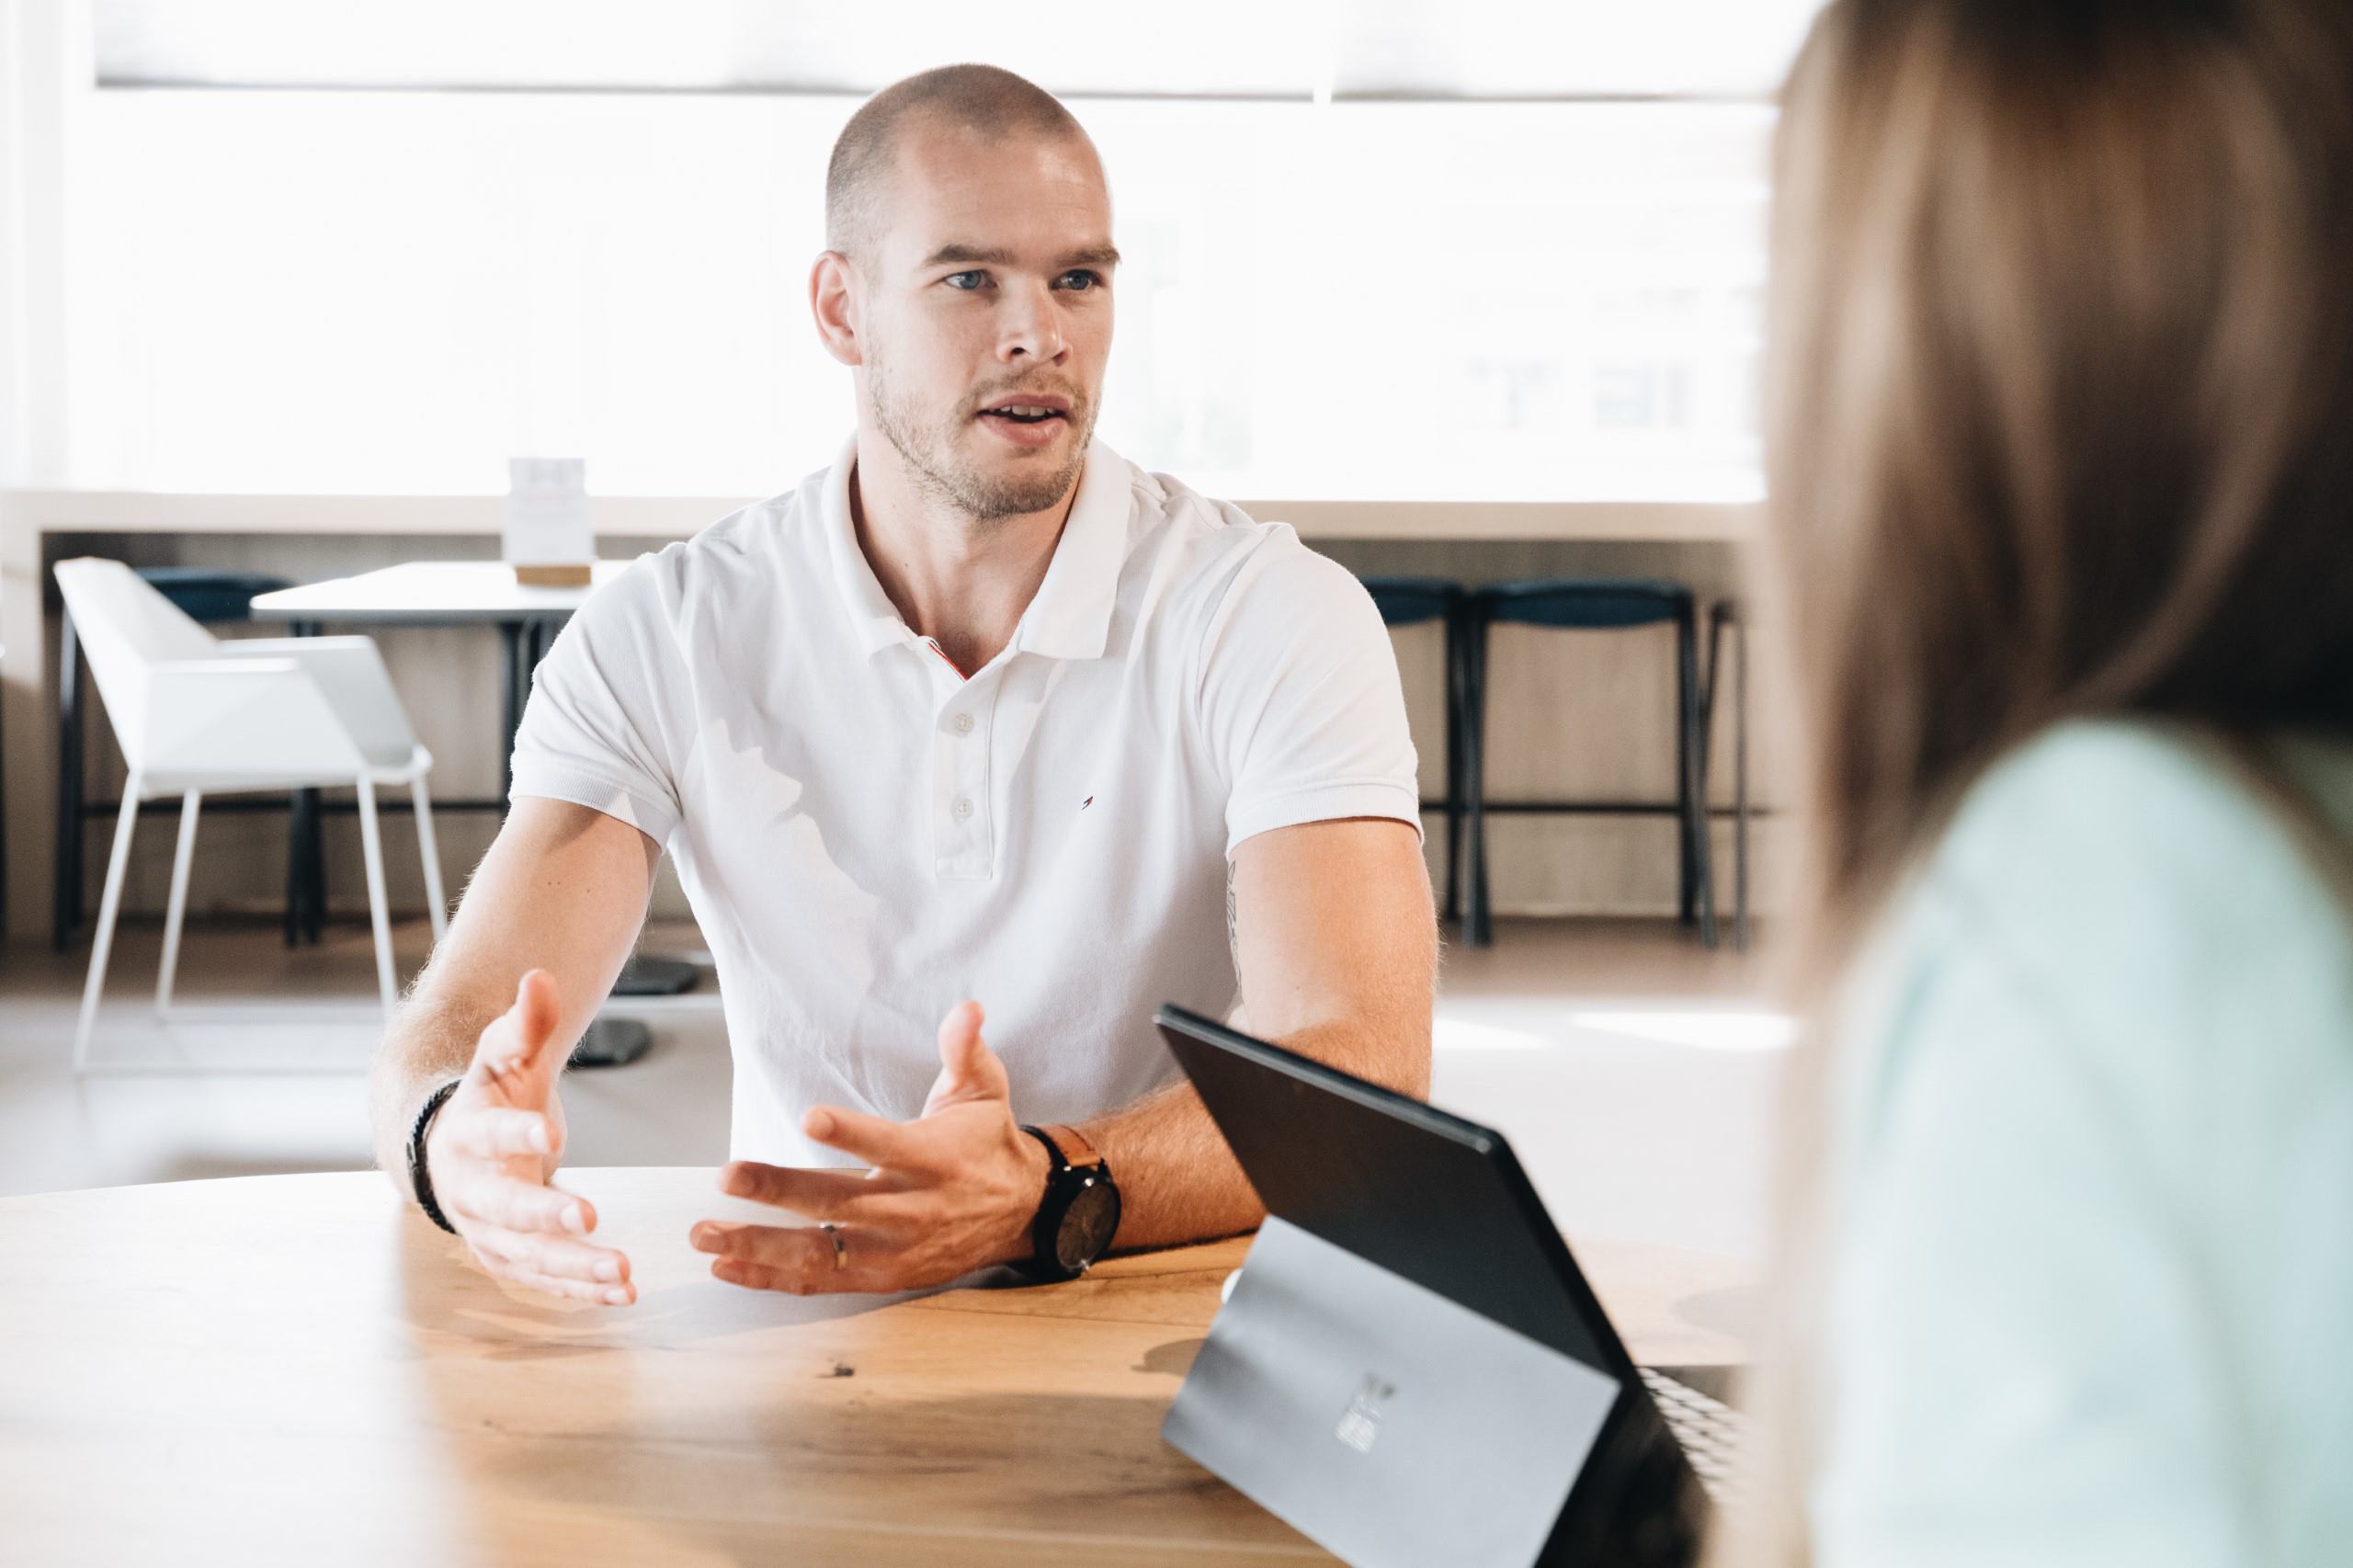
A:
975,394,1073,427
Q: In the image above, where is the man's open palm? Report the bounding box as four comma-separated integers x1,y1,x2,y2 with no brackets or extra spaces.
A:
692,1001,1048,1294
425,969,635,1305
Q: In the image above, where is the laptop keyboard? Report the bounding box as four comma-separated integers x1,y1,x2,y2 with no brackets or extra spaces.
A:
1638,1367,1745,1502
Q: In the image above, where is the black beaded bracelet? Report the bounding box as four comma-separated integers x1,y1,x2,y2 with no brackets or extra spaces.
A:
405,1078,465,1235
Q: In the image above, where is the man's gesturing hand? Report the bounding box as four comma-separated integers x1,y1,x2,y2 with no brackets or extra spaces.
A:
692,1000,1051,1295
423,970,635,1306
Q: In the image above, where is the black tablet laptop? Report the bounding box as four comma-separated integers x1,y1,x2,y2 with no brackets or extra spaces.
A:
1155,1004,1728,1568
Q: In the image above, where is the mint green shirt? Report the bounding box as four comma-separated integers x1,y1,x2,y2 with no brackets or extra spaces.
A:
1813,722,2353,1567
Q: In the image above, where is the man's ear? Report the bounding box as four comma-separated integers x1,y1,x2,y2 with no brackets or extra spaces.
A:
810,250,864,368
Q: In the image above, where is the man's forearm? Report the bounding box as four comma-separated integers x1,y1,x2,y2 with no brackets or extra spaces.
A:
366,799,662,1195
1081,819,1438,1254
367,984,504,1195
1070,1080,1257,1252
1074,1017,1430,1253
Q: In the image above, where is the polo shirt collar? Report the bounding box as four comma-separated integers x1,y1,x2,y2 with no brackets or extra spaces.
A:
821,435,1132,665
1011,437,1130,663
821,437,915,658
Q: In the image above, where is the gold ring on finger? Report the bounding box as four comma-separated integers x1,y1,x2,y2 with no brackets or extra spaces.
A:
822,1222,846,1272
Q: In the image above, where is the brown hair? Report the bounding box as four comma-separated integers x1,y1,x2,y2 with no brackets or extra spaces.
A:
1725,1,2353,1562
825,64,1093,258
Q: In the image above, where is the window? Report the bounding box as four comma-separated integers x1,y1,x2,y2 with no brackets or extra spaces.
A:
63,85,1773,500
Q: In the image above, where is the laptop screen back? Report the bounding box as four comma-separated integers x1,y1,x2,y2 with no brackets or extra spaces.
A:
1154,1005,1631,1377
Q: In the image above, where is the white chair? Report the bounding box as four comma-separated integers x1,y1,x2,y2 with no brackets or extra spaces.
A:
54,559,449,1071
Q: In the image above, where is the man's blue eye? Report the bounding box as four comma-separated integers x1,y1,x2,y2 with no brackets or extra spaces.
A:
1057,270,1101,291
945,271,986,290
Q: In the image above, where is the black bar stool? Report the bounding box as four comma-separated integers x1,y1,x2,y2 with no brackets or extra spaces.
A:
1359,577,1472,926
1464,578,1716,949
52,567,324,952
1704,598,1752,951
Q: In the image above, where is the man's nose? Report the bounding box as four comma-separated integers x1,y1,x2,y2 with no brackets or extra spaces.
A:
995,280,1069,364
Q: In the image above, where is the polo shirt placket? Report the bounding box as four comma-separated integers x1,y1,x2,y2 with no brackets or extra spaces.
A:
922,639,998,881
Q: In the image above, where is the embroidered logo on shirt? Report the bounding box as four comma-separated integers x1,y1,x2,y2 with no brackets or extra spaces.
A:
1081,796,1094,811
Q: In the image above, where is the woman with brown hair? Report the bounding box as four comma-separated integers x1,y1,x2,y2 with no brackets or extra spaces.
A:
1731,0,2353,1562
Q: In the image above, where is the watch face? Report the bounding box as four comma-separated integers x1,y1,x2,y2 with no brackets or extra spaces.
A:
1056,1177,1122,1272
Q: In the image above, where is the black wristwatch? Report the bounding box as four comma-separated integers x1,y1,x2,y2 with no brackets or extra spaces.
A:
1019,1123,1120,1282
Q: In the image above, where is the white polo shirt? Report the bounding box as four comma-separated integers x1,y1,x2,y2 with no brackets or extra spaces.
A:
511,437,1419,1167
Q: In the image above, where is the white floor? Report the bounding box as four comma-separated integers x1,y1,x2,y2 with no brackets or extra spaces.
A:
0,915,1786,1259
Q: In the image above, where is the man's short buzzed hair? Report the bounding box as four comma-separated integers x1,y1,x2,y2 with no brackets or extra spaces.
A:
825,63,1094,259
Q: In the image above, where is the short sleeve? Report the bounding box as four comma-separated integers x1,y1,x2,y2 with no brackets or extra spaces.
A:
1195,537,1422,856
509,556,690,846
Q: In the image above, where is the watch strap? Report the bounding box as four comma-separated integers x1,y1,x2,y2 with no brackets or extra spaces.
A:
406,1078,465,1235
1034,1121,1105,1171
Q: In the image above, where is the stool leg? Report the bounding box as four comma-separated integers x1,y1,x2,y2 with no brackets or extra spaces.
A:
286,784,325,945
285,620,307,947
1733,615,1751,952
297,621,327,943
1678,610,1719,948
1676,615,1696,926
1704,606,1726,927
284,790,304,948
1465,611,1494,948
1442,608,1465,926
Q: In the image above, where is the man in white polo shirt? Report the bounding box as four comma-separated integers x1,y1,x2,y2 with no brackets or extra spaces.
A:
369,64,1436,1303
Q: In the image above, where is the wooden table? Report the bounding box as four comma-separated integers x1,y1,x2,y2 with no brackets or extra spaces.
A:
0,1167,1756,1566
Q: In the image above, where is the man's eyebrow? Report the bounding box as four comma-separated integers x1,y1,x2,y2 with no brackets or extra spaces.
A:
920,244,1015,268
916,243,1122,270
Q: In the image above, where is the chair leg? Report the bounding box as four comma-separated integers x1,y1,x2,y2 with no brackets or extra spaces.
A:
356,778,398,1018
155,791,202,1014
412,777,449,945
1677,612,1719,949
74,779,143,1073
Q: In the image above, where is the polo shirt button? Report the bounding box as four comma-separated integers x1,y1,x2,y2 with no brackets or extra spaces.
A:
951,712,975,735
952,795,974,821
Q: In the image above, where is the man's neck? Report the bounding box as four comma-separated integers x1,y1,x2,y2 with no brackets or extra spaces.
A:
848,432,1076,676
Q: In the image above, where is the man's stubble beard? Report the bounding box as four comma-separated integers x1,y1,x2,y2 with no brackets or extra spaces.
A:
868,355,1093,523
